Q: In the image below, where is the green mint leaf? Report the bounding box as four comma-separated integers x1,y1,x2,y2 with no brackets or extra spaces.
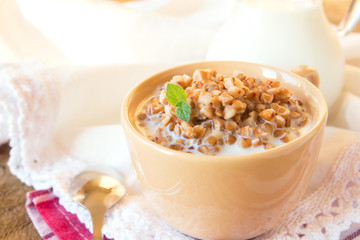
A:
165,83,191,122
166,83,187,106
175,101,184,108
175,100,191,122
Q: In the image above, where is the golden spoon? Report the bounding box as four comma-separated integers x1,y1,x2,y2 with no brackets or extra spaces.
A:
70,168,126,240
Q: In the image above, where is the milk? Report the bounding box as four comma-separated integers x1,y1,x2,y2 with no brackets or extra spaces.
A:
137,115,312,156
136,100,313,156
206,0,345,111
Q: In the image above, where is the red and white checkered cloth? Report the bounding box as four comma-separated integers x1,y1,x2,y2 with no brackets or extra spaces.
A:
25,189,113,240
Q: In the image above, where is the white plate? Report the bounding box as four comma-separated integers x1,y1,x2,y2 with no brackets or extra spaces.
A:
51,63,175,172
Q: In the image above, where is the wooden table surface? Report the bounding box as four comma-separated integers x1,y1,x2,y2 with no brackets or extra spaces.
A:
0,1,359,239
0,144,41,240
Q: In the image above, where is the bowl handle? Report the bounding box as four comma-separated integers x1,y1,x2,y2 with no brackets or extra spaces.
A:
291,65,320,88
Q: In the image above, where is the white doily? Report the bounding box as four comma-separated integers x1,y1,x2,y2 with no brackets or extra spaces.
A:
258,141,360,240
1,62,360,240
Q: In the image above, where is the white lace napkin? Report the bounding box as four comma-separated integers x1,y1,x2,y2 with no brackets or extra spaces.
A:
0,62,360,240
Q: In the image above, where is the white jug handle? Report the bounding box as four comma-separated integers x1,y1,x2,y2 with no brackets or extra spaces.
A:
291,65,320,88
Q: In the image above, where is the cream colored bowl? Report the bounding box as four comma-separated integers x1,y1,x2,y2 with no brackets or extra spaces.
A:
121,61,327,240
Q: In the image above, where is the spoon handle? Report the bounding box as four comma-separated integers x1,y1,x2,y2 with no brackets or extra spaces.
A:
338,0,360,36
89,206,107,240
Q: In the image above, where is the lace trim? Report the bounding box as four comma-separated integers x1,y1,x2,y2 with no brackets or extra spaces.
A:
0,62,59,185
257,141,360,240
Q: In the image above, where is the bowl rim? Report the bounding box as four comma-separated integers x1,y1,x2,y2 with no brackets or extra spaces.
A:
121,61,328,162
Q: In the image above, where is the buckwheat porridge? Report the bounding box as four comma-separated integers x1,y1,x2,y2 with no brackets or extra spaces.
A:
135,69,311,155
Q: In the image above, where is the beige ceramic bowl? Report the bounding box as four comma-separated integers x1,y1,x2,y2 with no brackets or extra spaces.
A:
121,61,327,240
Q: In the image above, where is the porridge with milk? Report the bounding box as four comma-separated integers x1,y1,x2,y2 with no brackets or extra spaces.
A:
135,69,311,156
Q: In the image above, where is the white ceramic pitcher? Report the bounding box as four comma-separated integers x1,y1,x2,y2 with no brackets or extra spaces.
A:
206,0,360,111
